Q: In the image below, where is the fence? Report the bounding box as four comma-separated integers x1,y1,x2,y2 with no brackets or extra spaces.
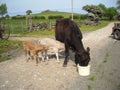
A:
1,20,55,36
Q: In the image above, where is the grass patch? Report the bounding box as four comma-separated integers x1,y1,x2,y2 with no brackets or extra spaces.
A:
4,17,110,36
117,84,120,89
25,30,55,37
89,76,96,81
0,40,22,62
81,21,109,31
24,20,109,36
103,52,109,63
87,85,92,90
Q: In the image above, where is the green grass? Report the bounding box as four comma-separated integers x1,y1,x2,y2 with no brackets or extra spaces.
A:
103,52,109,63
25,30,55,37
117,84,120,89
81,21,109,31
33,11,75,18
0,40,22,62
87,85,92,90
88,76,96,81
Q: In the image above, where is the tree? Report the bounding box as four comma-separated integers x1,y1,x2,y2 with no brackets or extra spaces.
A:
106,7,118,20
26,10,32,15
0,3,7,17
117,0,120,11
5,14,9,19
98,4,107,16
82,5,103,21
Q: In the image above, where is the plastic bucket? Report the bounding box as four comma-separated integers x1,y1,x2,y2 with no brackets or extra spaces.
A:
77,64,91,76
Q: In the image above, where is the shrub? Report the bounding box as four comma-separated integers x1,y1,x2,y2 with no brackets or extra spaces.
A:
48,15,64,19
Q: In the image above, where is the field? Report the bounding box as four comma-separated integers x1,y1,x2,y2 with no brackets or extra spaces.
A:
1,11,109,35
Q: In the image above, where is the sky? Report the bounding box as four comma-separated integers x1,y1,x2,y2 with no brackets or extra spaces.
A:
0,0,118,16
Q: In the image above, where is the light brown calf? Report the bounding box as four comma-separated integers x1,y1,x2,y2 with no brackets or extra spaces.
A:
23,41,49,65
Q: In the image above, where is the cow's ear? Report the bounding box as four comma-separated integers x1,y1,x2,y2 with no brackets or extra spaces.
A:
86,47,90,53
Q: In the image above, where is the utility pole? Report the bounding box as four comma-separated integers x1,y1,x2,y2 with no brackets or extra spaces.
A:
71,0,73,20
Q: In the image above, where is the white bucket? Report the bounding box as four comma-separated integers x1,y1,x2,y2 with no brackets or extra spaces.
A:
77,64,91,76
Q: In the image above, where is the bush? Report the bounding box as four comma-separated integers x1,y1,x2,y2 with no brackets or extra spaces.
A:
69,15,80,19
11,16,25,19
48,15,64,19
80,14,87,20
33,16,46,19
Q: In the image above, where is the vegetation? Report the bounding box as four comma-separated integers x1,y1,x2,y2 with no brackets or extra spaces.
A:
87,85,92,90
25,30,55,37
89,76,96,81
80,20,109,31
116,0,120,11
98,4,118,20
0,14,110,39
82,4,118,21
83,5,103,21
0,3,7,17
0,40,22,62
26,10,32,15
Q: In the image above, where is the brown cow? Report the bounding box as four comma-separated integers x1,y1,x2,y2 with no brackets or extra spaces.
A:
23,41,49,65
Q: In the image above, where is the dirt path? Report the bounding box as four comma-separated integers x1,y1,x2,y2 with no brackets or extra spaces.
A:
0,22,120,90
66,22,120,90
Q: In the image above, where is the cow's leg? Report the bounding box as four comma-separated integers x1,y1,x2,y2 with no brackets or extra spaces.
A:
45,50,49,60
55,52,59,62
63,40,70,67
75,53,79,66
34,51,38,66
28,50,31,61
24,49,28,62
41,52,45,62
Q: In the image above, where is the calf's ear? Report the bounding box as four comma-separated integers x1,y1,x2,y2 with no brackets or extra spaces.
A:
86,47,90,53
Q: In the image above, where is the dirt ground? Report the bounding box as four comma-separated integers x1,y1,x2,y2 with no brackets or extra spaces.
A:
0,22,120,90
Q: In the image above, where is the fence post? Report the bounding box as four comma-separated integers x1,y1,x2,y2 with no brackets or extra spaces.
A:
10,23,13,34
21,21,24,33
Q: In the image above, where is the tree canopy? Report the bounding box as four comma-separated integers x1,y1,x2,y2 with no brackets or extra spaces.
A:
83,5,103,16
82,5,103,21
106,7,118,20
0,3,7,17
117,0,120,11
26,10,32,15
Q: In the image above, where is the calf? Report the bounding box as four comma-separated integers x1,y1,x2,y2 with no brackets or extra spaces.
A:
23,41,49,65
38,38,64,62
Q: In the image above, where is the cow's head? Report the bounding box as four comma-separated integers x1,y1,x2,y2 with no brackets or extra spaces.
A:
75,47,90,66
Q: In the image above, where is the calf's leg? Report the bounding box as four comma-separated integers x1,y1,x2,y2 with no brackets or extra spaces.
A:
33,51,38,66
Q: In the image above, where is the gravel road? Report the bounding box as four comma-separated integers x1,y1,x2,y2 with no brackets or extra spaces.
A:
0,22,120,90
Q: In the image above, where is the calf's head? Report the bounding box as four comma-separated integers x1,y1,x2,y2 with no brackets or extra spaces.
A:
75,47,90,66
